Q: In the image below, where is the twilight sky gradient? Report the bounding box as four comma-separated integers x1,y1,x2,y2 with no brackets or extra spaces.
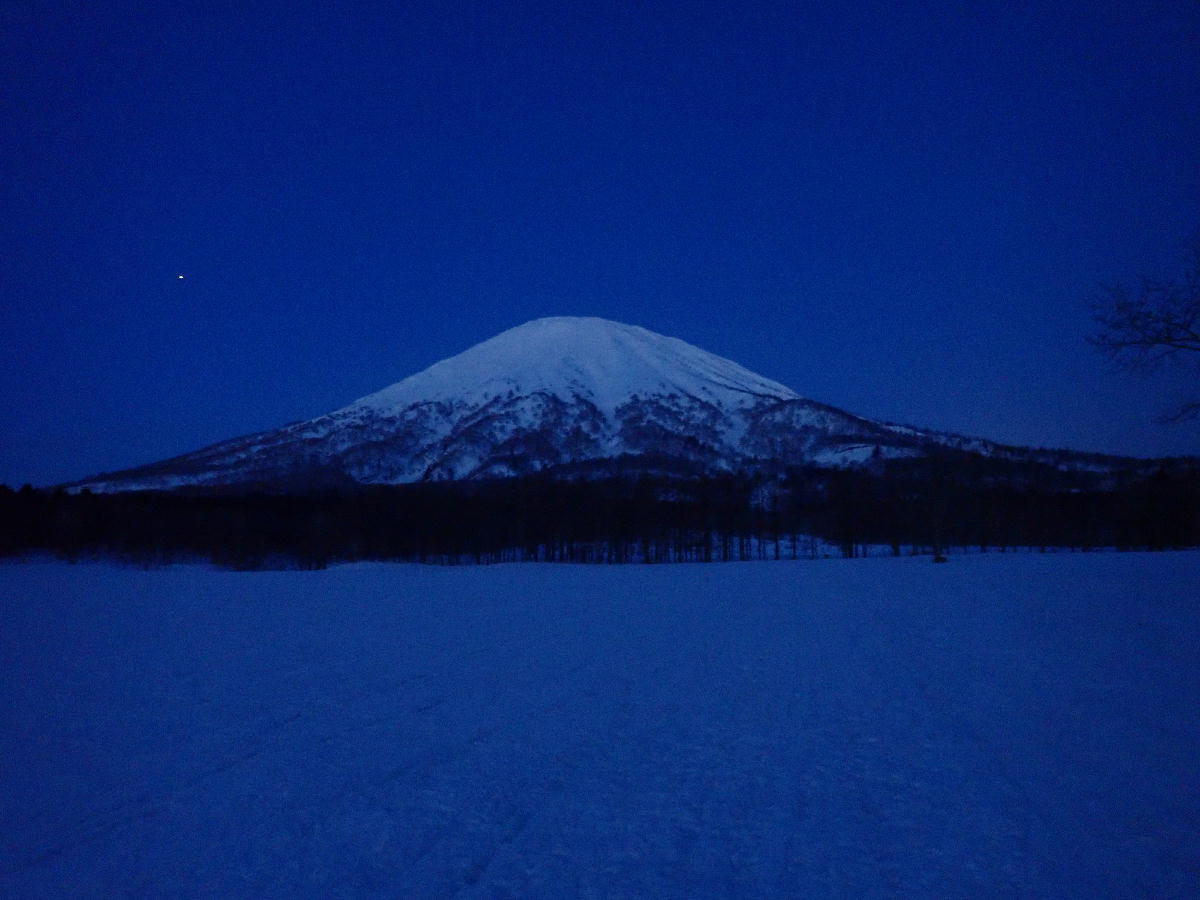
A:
3,0,1199,486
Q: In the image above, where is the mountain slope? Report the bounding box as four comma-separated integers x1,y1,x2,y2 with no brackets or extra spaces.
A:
346,316,800,415
70,317,1135,492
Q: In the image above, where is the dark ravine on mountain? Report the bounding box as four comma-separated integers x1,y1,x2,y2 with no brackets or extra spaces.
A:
68,317,1177,493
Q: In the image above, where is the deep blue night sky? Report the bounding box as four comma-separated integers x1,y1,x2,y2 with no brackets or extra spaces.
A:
3,0,1198,486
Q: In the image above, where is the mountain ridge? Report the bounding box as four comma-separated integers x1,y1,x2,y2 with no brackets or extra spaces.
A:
69,317,1170,493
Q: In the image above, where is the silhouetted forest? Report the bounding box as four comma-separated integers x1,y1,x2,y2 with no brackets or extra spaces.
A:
2,455,1197,568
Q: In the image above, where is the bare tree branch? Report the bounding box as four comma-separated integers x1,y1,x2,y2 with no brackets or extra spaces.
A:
1089,242,1200,420
1162,399,1200,424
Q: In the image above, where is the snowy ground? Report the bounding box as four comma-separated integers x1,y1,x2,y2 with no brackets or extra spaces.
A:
2,553,1197,897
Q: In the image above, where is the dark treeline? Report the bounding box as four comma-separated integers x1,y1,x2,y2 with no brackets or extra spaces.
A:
1,456,1197,568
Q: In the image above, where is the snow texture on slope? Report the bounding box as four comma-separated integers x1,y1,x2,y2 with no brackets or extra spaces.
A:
341,317,801,417
2,553,1198,896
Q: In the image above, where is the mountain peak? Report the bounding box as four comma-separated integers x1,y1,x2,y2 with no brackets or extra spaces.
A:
76,316,1103,493
343,317,801,416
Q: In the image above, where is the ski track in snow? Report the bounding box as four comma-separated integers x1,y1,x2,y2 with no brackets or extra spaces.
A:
1,553,1198,897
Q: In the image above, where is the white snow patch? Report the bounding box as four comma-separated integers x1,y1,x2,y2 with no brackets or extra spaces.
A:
2,553,1198,896
341,317,801,417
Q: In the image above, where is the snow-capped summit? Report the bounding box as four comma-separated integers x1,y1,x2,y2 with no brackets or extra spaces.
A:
70,316,1085,492
342,317,800,417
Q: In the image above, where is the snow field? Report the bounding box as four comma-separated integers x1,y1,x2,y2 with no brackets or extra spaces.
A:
1,553,1197,896
343,316,800,417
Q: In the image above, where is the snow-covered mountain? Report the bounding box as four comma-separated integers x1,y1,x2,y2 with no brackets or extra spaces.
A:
70,317,1124,492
